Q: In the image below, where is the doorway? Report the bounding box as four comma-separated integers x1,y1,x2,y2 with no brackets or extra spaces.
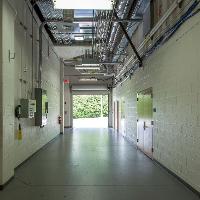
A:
137,88,153,158
73,95,108,128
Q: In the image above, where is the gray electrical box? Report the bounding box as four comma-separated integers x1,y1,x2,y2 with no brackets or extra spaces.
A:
20,99,36,118
35,88,48,127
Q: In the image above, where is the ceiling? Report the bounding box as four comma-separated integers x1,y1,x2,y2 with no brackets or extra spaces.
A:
32,0,149,87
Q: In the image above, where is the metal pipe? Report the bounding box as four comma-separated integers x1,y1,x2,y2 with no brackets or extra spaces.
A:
74,17,142,22
38,22,45,88
114,10,142,66
55,32,96,35
116,0,184,79
92,10,95,57
64,60,122,65
31,1,37,96
64,74,111,77
100,62,123,65
38,19,82,87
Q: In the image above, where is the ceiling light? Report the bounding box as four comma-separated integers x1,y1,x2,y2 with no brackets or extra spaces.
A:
81,63,100,67
74,36,84,41
53,0,113,10
81,73,105,75
79,78,98,82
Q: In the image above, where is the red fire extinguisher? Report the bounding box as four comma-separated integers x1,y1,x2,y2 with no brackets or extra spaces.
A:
58,116,62,124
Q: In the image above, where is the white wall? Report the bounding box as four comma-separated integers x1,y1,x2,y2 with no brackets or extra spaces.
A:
1,0,15,184
0,0,61,185
113,12,200,192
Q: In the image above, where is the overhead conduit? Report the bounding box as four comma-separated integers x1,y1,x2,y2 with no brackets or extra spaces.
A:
114,0,200,87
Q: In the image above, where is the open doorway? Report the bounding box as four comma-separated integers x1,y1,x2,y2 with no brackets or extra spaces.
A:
73,95,108,128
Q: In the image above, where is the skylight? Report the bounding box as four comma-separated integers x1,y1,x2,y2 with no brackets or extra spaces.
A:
53,0,113,10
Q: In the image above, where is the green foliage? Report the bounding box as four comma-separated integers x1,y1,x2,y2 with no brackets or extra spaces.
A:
73,95,108,119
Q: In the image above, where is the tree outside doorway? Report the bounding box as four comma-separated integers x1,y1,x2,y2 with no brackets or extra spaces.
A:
73,95,108,128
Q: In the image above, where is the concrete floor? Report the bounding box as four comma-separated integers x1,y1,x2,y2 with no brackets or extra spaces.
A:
0,128,199,200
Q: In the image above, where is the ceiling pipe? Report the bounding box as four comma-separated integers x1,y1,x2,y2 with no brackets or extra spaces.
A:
38,15,142,86
39,19,87,87
73,17,142,22
100,62,123,65
39,20,63,88
110,0,140,58
63,60,123,65
116,0,184,79
102,0,138,62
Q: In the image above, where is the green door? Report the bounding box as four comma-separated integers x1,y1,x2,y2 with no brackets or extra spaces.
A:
137,88,153,158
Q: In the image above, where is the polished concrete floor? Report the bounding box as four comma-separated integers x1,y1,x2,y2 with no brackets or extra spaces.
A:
0,128,199,200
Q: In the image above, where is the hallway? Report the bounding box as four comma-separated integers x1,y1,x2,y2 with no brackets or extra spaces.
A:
0,129,198,200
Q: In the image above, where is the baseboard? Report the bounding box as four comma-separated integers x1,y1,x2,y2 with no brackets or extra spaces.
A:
0,176,14,191
154,160,200,198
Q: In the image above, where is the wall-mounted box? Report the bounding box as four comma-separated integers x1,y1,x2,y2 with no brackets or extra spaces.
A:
20,99,36,118
35,88,48,127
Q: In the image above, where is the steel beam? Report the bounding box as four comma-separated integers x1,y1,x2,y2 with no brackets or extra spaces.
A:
113,11,142,67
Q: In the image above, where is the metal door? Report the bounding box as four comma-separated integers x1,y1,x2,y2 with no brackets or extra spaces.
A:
137,88,153,158
114,101,116,129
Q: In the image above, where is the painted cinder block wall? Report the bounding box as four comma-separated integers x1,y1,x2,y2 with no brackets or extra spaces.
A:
1,0,15,184
113,12,200,192
0,0,61,185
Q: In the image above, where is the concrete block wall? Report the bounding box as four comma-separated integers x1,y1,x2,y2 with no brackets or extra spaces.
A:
113,12,200,192
0,0,61,185
1,0,15,184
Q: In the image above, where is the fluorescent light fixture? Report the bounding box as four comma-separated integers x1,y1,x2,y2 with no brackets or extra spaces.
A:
53,0,113,10
75,65,100,70
74,36,84,41
81,63,100,67
79,78,98,82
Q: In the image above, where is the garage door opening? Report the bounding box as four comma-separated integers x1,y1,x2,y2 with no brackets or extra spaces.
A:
73,95,108,128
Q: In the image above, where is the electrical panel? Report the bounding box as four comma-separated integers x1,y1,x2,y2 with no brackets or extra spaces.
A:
35,88,48,127
20,99,36,119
